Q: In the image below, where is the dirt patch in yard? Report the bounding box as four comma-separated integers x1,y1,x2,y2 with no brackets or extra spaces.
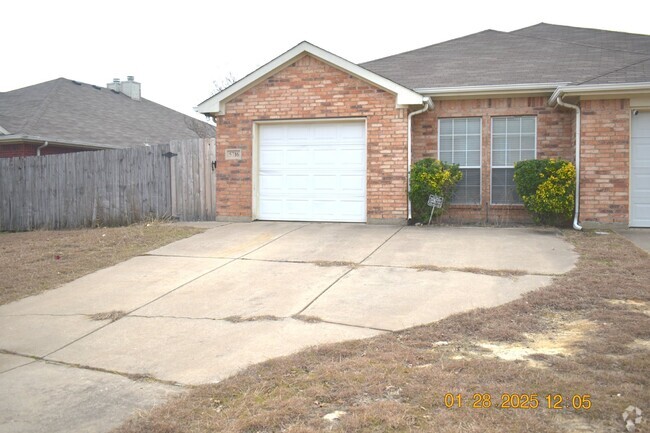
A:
0,222,203,306
113,230,650,433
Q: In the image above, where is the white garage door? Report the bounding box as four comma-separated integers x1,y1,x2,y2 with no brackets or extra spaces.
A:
257,121,366,222
631,111,650,227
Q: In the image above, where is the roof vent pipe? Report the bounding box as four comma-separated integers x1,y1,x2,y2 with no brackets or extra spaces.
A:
407,97,434,222
556,95,582,231
120,76,141,101
107,78,121,93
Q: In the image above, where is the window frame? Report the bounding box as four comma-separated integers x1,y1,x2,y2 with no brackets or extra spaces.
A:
489,116,537,205
437,117,482,205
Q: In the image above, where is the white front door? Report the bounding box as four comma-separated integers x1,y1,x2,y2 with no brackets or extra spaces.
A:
257,120,366,222
631,111,650,227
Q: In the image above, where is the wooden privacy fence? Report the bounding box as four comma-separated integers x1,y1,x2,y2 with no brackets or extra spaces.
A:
0,138,216,231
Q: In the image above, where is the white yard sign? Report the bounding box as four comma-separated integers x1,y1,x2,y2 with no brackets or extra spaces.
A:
427,194,443,225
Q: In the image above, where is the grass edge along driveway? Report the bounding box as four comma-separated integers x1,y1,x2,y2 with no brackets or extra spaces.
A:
114,229,649,433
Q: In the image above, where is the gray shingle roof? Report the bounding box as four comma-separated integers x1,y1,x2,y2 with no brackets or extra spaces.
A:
360,24,650,90
512,23,650,55
0,78,215,148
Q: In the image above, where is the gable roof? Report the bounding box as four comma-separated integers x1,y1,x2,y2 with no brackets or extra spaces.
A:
0,78,214,149
196,41,426,115
360,27,650,93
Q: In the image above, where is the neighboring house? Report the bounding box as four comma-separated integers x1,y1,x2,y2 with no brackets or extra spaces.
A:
196,23,650,228
0,76,215,158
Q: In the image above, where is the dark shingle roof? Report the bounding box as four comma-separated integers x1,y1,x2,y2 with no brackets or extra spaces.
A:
578,58,650,85
0,78,214,148
360,25,650,90
511,23,650,55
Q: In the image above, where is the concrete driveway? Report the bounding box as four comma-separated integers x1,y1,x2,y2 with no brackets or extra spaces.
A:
0,222,578,433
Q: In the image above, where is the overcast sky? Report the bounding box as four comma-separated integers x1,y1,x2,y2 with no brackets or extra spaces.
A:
2,0,647,122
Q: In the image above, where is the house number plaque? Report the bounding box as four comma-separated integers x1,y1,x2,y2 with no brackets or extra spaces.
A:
225,149,242,160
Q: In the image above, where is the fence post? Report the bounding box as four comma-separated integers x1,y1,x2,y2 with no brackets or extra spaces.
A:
163,151,178,219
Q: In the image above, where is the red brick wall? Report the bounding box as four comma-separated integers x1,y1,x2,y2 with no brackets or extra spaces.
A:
216,54,409,221
412,97,574,224
579,99,630,224
0,143,89,158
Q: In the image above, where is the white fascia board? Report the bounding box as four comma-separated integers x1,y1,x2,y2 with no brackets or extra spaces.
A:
415,83,569,98
0,134,126,149
549,82,650,105
195,41,425,115
0,125,9,135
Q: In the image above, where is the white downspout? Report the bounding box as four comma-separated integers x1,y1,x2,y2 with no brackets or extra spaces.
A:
36,141,49,156
407,97,434,221
556,96,582,231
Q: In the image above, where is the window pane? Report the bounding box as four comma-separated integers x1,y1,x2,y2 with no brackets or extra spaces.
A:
493,118,507,134
507,117,520,133
439,135,453,152
492,168,522,204
453,119,466,135
508,134,521,148
439,118,482,175
439,119,453,135
521,117,536,134
521,134,535,148
452,168,480,204
506,149,520,165
521,149,535,161
467,150,481,167
493,150,506,166
467,118,481,134
454,135,467,153
493,134,506,150
440,151,453,164
467,134,480,151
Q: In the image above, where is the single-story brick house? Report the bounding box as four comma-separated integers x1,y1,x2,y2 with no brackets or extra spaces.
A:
196,23,650,228
0,76,214,158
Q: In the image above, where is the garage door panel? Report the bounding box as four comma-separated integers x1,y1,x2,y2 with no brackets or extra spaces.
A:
339,148,365,167
313,148,339,165
338,122,365,140
258,199,283,217
340,175,365,191
258,121,366,222
313,175,337,191
259,149,284,167
631,174,650,195
285,175,310,192
259,124,285,141
286,149,312,165
259,174,284,192
287,125,311,140
285,199,312,215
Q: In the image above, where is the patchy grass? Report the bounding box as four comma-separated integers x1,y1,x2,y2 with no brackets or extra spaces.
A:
413,264,529,277
222,315,283,323
114,230,649,433
0,222,203,306
88,310,128,322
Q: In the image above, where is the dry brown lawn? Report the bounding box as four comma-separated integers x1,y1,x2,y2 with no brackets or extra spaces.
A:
0,222,203,306
113,230,649,433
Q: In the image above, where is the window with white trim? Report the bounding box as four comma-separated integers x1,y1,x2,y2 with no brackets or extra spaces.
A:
438,117,481,204
491,116,536,204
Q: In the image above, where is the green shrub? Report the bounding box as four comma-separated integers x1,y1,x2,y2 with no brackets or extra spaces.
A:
409,158,462,222
513,159,576,226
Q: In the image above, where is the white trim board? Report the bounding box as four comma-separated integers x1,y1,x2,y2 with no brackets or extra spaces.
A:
195,41,426,115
